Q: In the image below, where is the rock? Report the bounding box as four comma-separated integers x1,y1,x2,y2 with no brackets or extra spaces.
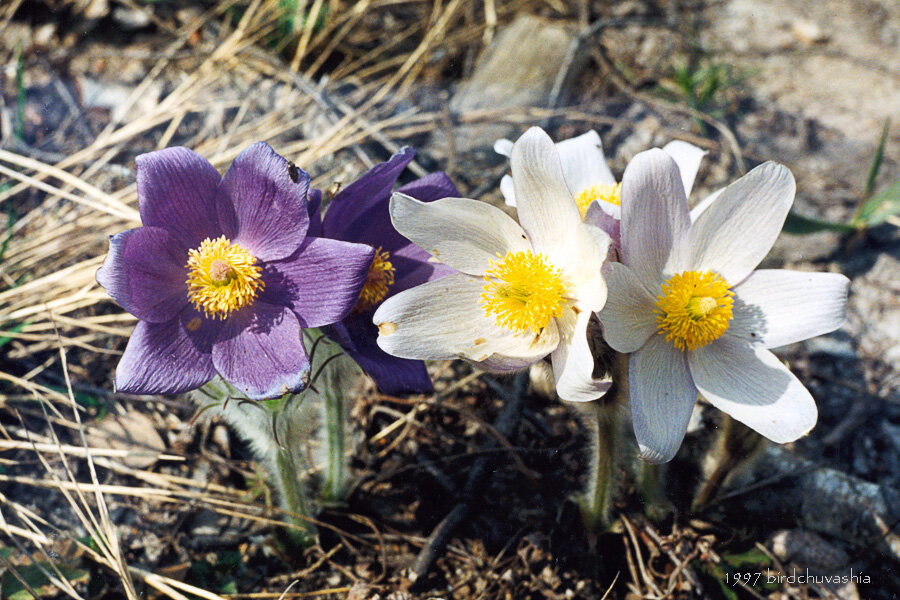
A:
729,447,900,562
86,409,166,469
434,15,588,154
769,529,848,568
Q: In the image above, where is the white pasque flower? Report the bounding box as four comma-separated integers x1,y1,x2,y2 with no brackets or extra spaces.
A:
494,131,708,239
599,149,850,463
374,127,611,402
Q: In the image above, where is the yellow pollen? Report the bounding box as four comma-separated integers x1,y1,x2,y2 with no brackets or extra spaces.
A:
574,182,621,219
480,250,569,334
655,270,734,351
185,236,263,319
356,247,396,313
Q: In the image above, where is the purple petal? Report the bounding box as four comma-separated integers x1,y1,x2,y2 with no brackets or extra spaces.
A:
260,237,375,328
212,301,310,400
96,227,189,323
329,313,432,394
115,306,217,395
397,171,459,202
217,142,311,262
136,147,223,250
307,188,324,238
322,147,416,239
389,242,456,292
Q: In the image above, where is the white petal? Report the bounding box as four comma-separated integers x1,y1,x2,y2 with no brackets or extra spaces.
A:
689,162,795,285
689,335,817,443
374,273,559,366
390,192,530,276
500,174,517,207
729,269,850,348
556,130,616,194
598,262,659,353
551,309,613,402
493,138,514,157
689,187,724,222
620,149,691,290
629,333,697,463
510,127,583,257
662,140,707,199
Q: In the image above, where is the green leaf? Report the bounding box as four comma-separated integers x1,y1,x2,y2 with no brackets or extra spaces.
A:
722,547,771,568
865,118,890,197
782,211,855,235
0,321,26,350
1,562,89,599
853,180,900,229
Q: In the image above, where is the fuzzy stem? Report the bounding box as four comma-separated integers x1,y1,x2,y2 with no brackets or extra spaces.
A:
321,380,346,503
579,408,619,531
274,446,317,546
692,413,765,511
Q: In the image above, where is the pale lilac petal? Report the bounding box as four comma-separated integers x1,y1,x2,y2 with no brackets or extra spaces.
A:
556,130,616,194
260,237,375,328
136,147,223,249
583,202,620,247
629,333,697,463
620,149,691,289
509,127,583,258
729,269,850,348
689,335,817,443
551,310,613,402
374,273,559,367
597,262,659,353
218,142,311,262
213,302,310,400
662,140,707,199
389,193,530,276
115,306,217,395
688,188,724,222
689,162,795,285
96,227,188,323
500,175,517,206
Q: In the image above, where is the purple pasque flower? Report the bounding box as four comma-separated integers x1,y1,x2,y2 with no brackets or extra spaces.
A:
97,142,375,400
311,148,458,394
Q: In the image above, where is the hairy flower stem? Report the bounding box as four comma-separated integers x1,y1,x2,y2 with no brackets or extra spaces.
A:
305,330,358,505
577,405,620,531
321,380,346,504
275,446,317,546
572,351,628,531
191,379,320,546
692,414,766,511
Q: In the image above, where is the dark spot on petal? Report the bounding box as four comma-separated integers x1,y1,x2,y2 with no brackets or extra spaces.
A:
287,162,300,183
473,338,487,346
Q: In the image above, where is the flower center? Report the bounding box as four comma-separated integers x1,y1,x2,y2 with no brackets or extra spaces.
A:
355,247,396,313
574,183,621,219
655,270,734,351
185,236,263,319
480,250,569,334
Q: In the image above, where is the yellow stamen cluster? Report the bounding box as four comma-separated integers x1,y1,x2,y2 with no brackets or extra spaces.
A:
574,182,621,219
655,270,734,351
355,247,396,313
480,250,569,334
186,236,263,319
